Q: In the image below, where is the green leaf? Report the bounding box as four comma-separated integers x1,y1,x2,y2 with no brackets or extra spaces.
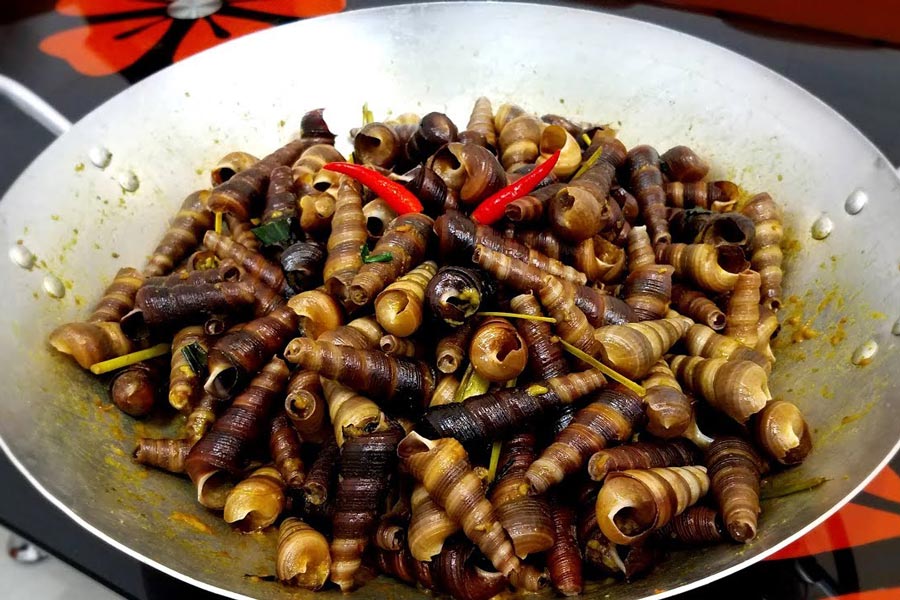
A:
251,218,292,245
572,146,604,180
181,342,208,375
364,252,393,264
360,244,393,264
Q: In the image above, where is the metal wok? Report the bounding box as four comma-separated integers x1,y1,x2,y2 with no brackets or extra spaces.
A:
0,3,898,599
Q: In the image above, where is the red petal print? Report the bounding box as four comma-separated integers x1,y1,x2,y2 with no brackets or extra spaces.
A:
173,15,271,63
57,0,166,17
229,0,346,17
828,589,900,600
39,17,169,76
769,503,900,561
864,467,900,504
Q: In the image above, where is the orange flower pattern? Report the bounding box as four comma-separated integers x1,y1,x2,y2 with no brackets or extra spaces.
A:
40,0,344,79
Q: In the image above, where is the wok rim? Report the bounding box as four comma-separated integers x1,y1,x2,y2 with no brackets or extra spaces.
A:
2,2,899,598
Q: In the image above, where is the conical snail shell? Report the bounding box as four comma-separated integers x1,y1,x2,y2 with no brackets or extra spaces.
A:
594,315,693,379
668,356,770,423
595,465,709,545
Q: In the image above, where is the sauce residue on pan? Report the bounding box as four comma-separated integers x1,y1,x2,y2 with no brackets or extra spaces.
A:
170,511,213,534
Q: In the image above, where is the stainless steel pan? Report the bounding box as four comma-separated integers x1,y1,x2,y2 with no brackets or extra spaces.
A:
1,3,898,599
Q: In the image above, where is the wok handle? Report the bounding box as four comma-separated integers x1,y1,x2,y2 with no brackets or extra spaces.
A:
0,75,72,138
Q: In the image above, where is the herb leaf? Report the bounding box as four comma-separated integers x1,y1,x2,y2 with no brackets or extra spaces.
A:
572,146,603,180
364,252,393,264
181,342,208,375
359,244,392,263
251,218,293,245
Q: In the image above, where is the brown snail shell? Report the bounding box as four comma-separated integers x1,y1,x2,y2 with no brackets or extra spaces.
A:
669,355,771,424
428,142,507,205
398,432,520,576
575,236,627,284
640,360,693,439
168,325,207,411
362,197,398,242
755,305,780,364
539,124,582,179
211,151,259,186
133,437,193,474
276,518,331,589
465,96,497,148
683,323,772,373
672,283,726,331
526,385,646,493
407,484,460,561
493,103,526,132
354,122,400,168
291,144,344,194
595,466,709,545
665,180,739,212
468,317,528,383
322,378,386,446
593,315,693,380
498,113,542,172
287,289,343,340
742,193,784,310
548,185,604,243
111,359,164,418
284,369,328,443
223,466,286,532
660,145,709,182
375,261,436,338
723,270,762,349
587,439,699,482
48,321,132,370
752,399,812,465
626,225,656,269
705,436,763,543
430,374,461,407
657,505,726,545
298,192,336,234
655,242,750,293
407,112,458,162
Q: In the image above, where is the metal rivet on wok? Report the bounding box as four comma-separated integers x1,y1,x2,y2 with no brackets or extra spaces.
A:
810,214,833,240
844,189,868,215
88,146,112,169
116,170,140,192
43,274,65,299
850,339,878,366
9,244,35,270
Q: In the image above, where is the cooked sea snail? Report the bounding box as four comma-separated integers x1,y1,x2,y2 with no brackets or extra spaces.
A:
50,100,809,599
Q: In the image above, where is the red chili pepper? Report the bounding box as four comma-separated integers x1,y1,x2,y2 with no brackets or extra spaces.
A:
470,150,561,225
323,162,423,214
